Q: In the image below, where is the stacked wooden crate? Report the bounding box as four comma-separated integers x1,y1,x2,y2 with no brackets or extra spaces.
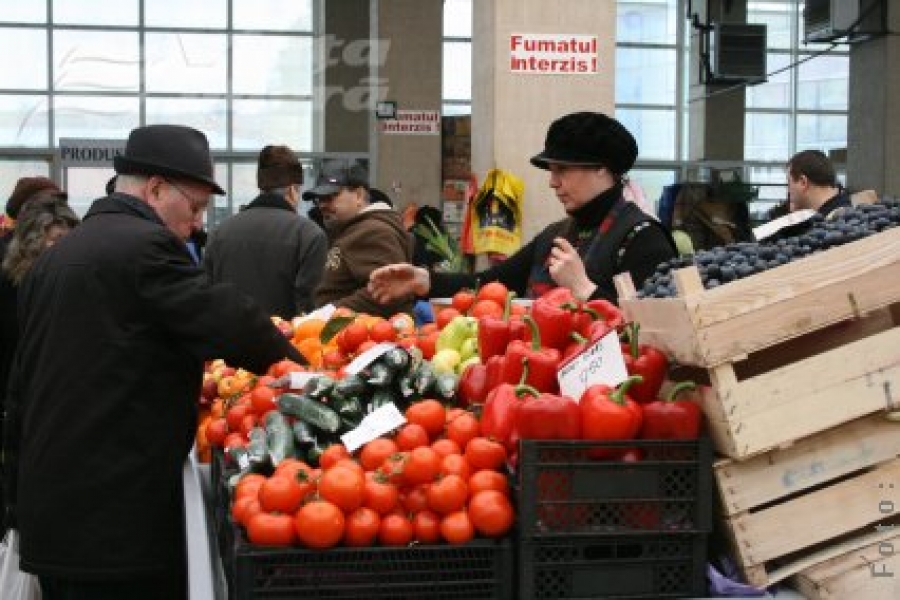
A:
614,226,900,596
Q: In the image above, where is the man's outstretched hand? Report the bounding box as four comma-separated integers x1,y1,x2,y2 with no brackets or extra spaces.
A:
368,263,431,303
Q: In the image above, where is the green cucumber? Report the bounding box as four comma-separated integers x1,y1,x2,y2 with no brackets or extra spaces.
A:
277,393,342,433
263,410,295,466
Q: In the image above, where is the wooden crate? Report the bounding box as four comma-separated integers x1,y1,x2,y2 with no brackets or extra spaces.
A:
792,531,900,599
713,413,900,588
614,227,900,459
615,226,900,368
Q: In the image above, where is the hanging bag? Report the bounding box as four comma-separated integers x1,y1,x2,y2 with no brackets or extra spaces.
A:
0,530,41,600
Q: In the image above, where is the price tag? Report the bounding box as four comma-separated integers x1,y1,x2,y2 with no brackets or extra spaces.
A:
293,304,336,325
752,208,816,241
557,330,628,401
345,342,397,375
287,371,319,390
341,403,407,453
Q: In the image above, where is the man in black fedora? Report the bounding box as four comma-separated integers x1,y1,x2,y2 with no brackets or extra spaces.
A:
7,124,304,600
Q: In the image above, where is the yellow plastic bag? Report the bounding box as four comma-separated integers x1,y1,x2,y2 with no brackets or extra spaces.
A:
467,169,524,256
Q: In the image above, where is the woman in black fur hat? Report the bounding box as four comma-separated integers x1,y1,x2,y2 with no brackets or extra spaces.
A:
368,111,677,305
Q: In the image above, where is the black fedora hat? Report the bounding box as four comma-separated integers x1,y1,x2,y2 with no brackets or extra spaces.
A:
114,124,225,195
530,111,638,176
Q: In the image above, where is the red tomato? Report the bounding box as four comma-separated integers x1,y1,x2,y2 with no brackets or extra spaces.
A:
464,437,507,471
427,474,468,515
337,322,370,354
468,470,510,497
405,400,446,440
440,510,475,545
363,472,400,515
231,496,261,527
359,438,399,471
467,490,514,537
344,507,381,547
258,475,306,514
378,513,415,546
417,331,439,360
470,299,503,320
412,510,442,544
247,512,297,547
400,484,430,514
204,418,228,447
318,466,364,513
431,438,462,458
294,500,345,549
446,411,480,449
319,444,350,469
369,319,398,343
403,446,441,485
439,453,472,480
249,386,277,416
395,423,430,451
451,290,476,314
476,282,509,306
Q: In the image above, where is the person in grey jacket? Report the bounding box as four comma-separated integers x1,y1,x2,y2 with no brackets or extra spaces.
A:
203,145,327,318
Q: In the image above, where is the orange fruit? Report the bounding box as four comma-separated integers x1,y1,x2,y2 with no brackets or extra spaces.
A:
292,318,327,342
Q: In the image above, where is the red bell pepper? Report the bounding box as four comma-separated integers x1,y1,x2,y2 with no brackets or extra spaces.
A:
503,317,562,393
530,287,580,351
621,323,669,404
477,292,525,361
457,362,489,407
579,375,644,443
640,381,703,440
479,382,520,453
515,385,581,441
570,298,624,339
483,354,514,395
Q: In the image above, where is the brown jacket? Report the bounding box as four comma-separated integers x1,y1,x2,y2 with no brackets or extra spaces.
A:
315,203,414,317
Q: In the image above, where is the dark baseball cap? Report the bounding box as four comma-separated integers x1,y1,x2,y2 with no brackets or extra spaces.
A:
302,160,368,201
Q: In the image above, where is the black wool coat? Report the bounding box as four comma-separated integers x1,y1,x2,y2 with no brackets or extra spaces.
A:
9,194,299,580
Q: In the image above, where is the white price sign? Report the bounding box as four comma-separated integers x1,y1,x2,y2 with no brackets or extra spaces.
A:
345,342,397,375
341,403,407,453
557,330,628,401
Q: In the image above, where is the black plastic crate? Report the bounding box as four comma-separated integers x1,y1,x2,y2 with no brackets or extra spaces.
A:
516,438,713,538
222,520,513,600
518,533,708,599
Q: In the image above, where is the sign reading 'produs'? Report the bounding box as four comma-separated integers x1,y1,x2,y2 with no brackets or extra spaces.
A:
510,33,599,74
58,138,127,167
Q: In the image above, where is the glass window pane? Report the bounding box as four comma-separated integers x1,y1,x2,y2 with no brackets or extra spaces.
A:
0,29,47,89
53,0,137,26
797,54,848,111
748,1,794,50
443,41,471,101
232,99,312,151
797,113,847,152
145,33,227,94
1,160,51,217
233,0,313,32
145,0,226,28
232,35,313,96
443,0,472,38
442,103,471,117
617,0,677,45
745,111,790,161
617,108,676,161
0,1,44,22
54,96,139,141
0,95,49,146
146,98,228,149
615,48,676,105
209,162,230,226
53,31,139,92
63,167,115,218
746,52,790,109
628,168,677,216
231,162,261,211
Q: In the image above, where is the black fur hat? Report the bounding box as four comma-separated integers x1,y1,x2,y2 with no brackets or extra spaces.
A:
530,111,638,176
257,145,304,191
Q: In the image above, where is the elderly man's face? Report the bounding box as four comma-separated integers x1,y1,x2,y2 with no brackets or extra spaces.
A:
548,164,615,213
148,177,211,241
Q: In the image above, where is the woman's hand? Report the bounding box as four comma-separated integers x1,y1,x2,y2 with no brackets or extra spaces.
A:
548,238,597,301
368,263,431,303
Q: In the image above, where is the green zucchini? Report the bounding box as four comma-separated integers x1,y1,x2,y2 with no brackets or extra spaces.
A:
277,392,342,433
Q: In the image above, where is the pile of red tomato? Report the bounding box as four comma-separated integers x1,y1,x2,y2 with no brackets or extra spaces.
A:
229,399,515,549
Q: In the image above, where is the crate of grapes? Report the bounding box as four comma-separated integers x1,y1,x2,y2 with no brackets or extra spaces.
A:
614,202,900,459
